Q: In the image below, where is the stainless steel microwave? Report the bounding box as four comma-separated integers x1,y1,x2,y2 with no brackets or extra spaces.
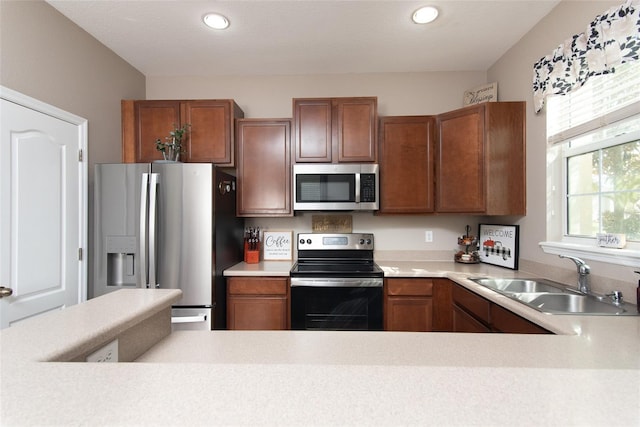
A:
293,164,379,211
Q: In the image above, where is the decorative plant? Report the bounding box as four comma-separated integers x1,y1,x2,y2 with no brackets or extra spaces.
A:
155,123,191,161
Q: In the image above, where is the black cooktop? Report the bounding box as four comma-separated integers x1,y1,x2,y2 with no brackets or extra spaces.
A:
290,259,384,278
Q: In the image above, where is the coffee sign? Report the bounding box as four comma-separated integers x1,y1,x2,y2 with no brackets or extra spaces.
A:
263,231,292,260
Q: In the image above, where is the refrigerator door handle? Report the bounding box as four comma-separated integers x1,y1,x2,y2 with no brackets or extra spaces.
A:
148,173,159,288
140,173,149,288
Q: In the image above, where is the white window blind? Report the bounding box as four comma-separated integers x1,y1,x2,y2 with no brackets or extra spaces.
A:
547,62,640,145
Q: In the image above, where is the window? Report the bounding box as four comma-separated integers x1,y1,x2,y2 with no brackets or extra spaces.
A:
544,61,640,264
565,136,640,240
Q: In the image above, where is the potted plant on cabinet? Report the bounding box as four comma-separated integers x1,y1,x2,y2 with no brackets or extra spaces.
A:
155,123,191,162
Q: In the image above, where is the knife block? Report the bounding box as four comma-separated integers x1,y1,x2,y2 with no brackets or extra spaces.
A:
244,241,260,264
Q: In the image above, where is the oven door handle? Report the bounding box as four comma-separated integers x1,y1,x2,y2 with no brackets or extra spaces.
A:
290,277,383,287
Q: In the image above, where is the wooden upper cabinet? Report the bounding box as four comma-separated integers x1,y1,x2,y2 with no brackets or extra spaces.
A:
123,100,180,163
293,99,332,162
378,116,435,213
435,102,526,215
181,100,244,165
236,118,292,217
336,98,377,162
121,99,244,165
293,97,377,163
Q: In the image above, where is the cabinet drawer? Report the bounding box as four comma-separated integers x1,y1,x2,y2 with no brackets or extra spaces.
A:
386,278,433,296
452,284,490,324
227,278,288,295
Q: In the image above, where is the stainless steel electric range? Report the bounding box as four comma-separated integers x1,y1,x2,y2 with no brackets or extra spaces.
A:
289,233,384,330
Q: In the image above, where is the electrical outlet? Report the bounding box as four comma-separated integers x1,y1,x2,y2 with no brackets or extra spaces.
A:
425,230,433,243
86,339,118,363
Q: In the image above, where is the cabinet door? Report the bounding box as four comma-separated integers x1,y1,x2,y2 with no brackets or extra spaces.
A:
491,304,550,334
227,297,288,330
122,99,243,165
379,116,434,213
132,100,181,163
384,278,433,332
451,283,490,324
181,100,240,165
436,104,485,213
236,119,292,216
227,277,290,330
452,305,490,333
336,97,377,162
483,102,526,215
293,99,332,162
432,278,453,332
385,297,433,332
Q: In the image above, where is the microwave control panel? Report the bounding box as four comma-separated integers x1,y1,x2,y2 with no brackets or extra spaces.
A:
360,174,376,202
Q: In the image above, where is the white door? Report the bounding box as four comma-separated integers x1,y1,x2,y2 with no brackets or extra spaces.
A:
0,87,87,329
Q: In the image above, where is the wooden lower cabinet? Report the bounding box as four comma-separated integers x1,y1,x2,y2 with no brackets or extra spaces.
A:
491,304,550,334
383,277,483,333
451,282,550,334
453,305,491,333
384,278,433,331
227,277,290,330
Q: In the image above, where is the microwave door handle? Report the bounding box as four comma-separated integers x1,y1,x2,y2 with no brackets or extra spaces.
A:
139,173,149,288
355,173,361,203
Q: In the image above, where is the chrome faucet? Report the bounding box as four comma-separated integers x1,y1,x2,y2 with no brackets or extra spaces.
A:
559,255,591,294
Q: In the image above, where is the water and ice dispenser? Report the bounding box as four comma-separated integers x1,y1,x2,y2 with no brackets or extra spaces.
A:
105,236,137,286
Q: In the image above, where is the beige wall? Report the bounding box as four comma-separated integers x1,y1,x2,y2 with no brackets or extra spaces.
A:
488,0,635,291
0,0,146,169
147,71,487,117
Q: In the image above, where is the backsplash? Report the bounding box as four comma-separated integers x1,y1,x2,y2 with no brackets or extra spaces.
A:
245,212,482,260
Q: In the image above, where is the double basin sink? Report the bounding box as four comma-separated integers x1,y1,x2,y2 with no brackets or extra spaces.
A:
471,278,638,316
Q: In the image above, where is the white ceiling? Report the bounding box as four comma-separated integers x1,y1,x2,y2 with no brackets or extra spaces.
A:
46,0,561,77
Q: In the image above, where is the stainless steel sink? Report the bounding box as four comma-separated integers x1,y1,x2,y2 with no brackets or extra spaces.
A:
470,278,638,316
513,292,629,315
471,278,567,294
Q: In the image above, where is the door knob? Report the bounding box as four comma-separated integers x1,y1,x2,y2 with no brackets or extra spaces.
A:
0,286,13,298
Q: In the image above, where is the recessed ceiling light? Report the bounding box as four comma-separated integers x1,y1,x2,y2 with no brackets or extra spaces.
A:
412,6,439,24
203,13,230,30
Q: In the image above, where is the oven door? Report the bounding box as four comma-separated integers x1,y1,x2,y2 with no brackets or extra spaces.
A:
290,277,383,330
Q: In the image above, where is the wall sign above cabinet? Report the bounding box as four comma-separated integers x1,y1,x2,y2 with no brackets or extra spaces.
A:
463,82,498,106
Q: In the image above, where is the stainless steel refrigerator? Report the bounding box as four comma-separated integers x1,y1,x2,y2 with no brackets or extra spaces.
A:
93,163,244,330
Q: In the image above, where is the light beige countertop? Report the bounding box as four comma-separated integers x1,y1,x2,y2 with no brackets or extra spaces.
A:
223,260,294,276
2,263,640,426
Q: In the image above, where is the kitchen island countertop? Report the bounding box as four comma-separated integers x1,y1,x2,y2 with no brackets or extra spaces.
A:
1,263,639,426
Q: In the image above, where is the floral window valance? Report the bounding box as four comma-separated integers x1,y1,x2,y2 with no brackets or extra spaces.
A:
533,0,640,113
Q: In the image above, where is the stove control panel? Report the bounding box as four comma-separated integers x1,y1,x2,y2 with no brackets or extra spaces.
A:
296,233,374,251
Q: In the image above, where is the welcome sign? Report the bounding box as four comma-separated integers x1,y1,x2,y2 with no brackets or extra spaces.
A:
479,224,519,270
